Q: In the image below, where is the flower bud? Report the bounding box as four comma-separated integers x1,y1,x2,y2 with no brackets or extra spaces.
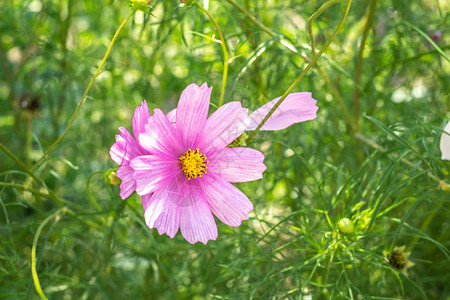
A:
105,169,121,186
130,0,151,14
338,218,354,234
440,181,450,192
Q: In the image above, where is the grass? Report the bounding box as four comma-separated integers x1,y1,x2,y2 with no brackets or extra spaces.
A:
0,0,449,299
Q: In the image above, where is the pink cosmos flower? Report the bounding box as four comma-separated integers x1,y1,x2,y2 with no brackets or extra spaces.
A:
110,83,318,244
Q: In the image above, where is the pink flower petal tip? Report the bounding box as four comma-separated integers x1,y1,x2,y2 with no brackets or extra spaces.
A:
246,92,318,131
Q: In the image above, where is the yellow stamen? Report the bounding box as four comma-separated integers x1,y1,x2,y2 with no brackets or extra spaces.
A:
179,148,209,180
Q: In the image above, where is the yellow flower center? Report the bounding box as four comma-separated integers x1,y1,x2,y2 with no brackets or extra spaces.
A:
179,148,209,180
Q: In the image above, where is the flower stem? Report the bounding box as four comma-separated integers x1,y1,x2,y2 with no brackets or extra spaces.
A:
401,21,450,62
227,0,354,130
86,170,105,212
0,143,69,206
25,111,33,166
31,208,64,300
308,0,354,131
196,3,229,107
408,198,446,251
225,0,306,59
308,0,341,56
353,0,377,131
354,132,441,183
0,182,50,198
225,0,274,36
246,0,352,144
31,10,136,170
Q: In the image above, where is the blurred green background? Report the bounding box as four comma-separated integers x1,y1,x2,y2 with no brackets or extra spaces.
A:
0,0,449,299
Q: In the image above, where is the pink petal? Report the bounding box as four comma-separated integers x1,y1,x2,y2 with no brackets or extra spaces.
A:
176,83,212,148
132,100,151,140
200,173,254,227
138,109,183,159
208,147,266,182
131,155,181,195
180,181,218,244
117,165,137,199
246,92,318,131
441,121,450,160
199,101,248,153
144,177,184,238
110,127,141,165
141,193,153,211
166,108,176,124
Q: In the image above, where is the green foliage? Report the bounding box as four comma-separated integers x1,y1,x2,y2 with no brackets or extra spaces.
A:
0,0,449,299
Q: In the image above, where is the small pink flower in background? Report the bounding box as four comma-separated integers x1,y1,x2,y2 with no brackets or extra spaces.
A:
440,121,450,161
110,83,318,244
425,30,442,49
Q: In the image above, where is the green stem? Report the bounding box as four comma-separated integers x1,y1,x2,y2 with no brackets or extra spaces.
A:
32,11,136,170
227,0,354,130
25,111,33,166
243,0,264,98
196,3,229,106
321,247,336,291
353,0,377,131
31,208,64,300
354,132,440,183
86,170,105,212
402,21,450,63
0,143,68,206
408,197,445,251
317,66,354,130
225,0,275,37
0,182,50,198
225,0,307,60
246,0,352,144
307,0,354,130
308,0,341,56
54,0,74,138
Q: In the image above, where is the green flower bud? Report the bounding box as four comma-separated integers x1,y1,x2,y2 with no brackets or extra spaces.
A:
130,0,152,14
338,218,354,234
105,169,121,186
439,181,450,192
